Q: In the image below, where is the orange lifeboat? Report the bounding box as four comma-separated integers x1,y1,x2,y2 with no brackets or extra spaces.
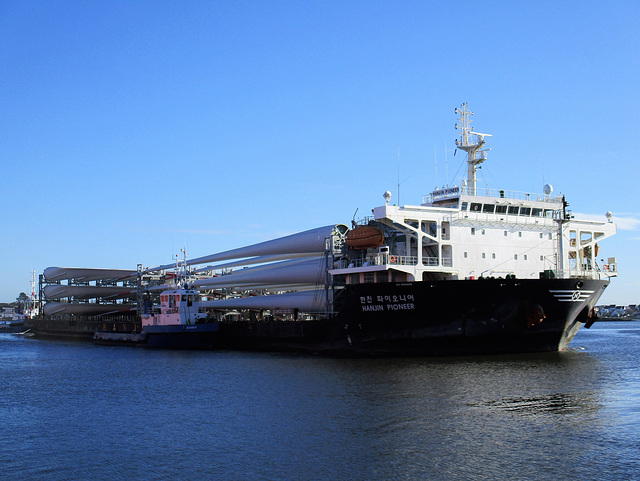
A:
346,226,384,249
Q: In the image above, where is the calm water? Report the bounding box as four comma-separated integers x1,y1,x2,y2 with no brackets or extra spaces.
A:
1,322,639,480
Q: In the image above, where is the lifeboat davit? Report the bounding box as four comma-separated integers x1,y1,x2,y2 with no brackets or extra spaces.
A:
346,226,384,249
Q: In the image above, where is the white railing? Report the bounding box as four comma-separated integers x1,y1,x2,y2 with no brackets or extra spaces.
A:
335,254,457,269
424,187,564,205
552,268,615,280
451,210,558,228
336,254,418,269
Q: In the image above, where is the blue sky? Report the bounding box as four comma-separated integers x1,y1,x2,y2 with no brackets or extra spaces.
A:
1,0,638,305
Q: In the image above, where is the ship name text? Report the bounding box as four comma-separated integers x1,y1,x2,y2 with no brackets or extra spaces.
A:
360,294,415,312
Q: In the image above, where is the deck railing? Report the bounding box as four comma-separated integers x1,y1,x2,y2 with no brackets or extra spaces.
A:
337,254,418,269
424,187,565,204
336,254,454,269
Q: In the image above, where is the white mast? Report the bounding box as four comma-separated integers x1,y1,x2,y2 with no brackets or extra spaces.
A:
455,102,491,196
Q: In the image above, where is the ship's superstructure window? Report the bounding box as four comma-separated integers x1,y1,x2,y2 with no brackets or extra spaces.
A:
524,255,528,260
442,222,450,240
471,228,476,235
483,204,495,213
464,252,468,258
532,208,542,217
508,206,519,215
461,202,468,211
481,229,486,235
492,253,496,259
520,207,531,216
495,205,507,214
442,245,452,266
504,231,508,236
549,233,552,239
470,203,482,212
482,253,486,259
514,254,518,260
519,232,523,237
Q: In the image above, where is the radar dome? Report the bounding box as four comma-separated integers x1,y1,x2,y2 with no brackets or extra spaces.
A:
543,184,553,195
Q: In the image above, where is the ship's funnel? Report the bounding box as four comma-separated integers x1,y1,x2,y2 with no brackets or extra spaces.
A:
201,289,326,312
190,257,326,289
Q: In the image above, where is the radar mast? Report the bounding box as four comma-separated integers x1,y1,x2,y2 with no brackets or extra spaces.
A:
455,103,491,196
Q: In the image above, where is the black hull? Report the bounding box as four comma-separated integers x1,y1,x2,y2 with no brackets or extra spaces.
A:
26,316,140,341
33,278,609,356
215,278,608,355
144,324,220,350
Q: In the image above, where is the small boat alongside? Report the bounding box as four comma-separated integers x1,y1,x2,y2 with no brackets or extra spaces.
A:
94,287,220,349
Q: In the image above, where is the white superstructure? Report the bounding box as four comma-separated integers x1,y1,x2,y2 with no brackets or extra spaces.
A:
329,103,617,284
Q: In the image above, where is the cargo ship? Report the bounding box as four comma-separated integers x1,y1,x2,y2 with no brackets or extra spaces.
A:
46,104,620,354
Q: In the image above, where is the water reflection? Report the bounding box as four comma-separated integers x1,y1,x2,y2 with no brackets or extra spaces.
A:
1,325,639,481
481,391,600,416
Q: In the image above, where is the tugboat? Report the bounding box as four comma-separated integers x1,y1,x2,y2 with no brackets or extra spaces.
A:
139,286,219,349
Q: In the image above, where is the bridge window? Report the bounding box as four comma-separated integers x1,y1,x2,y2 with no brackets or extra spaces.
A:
508,206,519,215
532,208,542,217
461,202,468,211
520,207,531,216
470,203,482,212
495,205,507,214
483,204,495,213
